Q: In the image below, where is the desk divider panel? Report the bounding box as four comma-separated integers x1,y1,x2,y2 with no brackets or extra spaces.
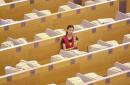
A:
0,0,73,20
0,0,118,43
0,43,130,85
0,17,130,76
126,0,130,13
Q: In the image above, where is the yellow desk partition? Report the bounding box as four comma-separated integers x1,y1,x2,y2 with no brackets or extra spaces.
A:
0,0,72,20
0,0,118,43
0,42,130,85
0,17,129,76
127,0,130,13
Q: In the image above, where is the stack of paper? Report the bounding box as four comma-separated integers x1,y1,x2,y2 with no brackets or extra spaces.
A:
126,13,130,16
13,0,25,1
6,19,15,23
35,33,50,40
123,63,130,68
74,25,84,31
114,62,130,70
95,0,108,2
16,62,32,70
77,72,103,82
54,29,66,35
123,34,130,43
15,38,28,45
70,50,87,55
20,60,41,67
32,9,51,16
90,20,102,26
67,2,82,9
60,50,86,58
66,77,84,85
48,84,57,85
97,18,115,24
0,19,11,25
24,13,39,19
1,41,14,48
59,50,77,58
88,44,108,52
45,29,59,37
58,5,72,12
85,0,97,5
5,66,22,74
7,37,28,45
107,67,122,75
0,0,5,5
51,54,65,62
97,40,119,47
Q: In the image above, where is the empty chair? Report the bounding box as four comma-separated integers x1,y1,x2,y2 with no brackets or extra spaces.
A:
32,9,51,16
77,72,103,82
107,67,122,75
97,40,119,47
88,44,108,52
85,0,97,5
51,54,65,62
34,33,50,40
24,13,39,19
123,34,130,43
5,66,22,74
66,77,84,85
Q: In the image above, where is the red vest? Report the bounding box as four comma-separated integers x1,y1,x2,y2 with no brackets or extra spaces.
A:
63,36,75,49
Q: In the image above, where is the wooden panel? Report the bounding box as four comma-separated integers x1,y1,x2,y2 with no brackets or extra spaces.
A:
0,0,72,20
0,18,129,76
0,43,130,85
0,0,118,43
126,0,130,12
